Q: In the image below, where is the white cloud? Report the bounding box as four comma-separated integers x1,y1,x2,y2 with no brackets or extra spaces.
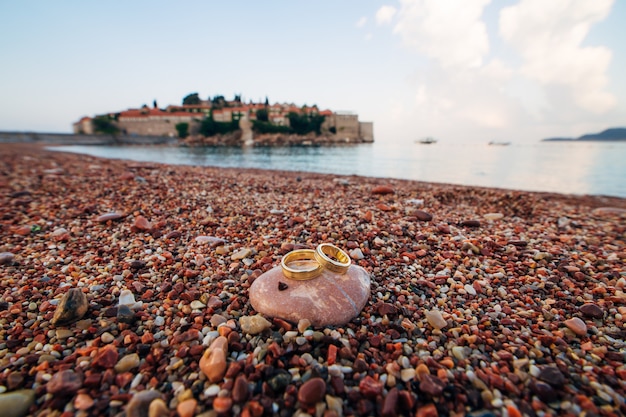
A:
480,59,513,81
499,0,616,113
356,16,367,28
413,69,517,132
392,0,491,69
376,5,397,25
374,0,618,142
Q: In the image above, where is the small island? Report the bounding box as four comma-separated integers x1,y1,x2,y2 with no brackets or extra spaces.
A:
72,93,374,146
542,127,626,142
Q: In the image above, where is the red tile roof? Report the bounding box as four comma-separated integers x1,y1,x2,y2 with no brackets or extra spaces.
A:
119,109,194,118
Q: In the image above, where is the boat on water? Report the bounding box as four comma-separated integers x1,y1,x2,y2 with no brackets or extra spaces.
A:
416,137,437,144
488,141,511,146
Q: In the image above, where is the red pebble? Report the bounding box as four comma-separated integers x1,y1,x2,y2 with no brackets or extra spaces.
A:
359,376,383,398
14,226,31,236
92,344,119,369
381,387,398,417
213,396,233,413
298,377,326,406
327,344,338,365
372,185,394,195
119,172,135,180
507,405,522,417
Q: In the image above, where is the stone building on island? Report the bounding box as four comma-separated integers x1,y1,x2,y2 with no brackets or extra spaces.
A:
73,98,374,144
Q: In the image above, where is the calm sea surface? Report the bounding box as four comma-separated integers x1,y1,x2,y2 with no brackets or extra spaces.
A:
51,141,626,198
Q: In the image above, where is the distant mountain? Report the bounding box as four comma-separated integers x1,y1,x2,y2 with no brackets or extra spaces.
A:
543,127,626,142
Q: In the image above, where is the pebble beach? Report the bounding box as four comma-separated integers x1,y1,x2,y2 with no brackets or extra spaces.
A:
1,143,625,417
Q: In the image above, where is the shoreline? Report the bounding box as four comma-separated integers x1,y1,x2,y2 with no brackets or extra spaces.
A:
0,131,374,147
1,143,625,416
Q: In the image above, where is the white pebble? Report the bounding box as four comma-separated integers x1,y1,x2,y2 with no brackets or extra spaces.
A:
529,364,541,377
399,356,410,368
349,248,364,260
425,309,447,330
452,346,466,360
328,365,343,377
491,398,503,408
400,368,416,382
204,384,220,397
297,319,311,333
464,284,476,296
118,289,136,306
130,373,143,389
190,300,206,310
101,332,115,344
283,331,298,342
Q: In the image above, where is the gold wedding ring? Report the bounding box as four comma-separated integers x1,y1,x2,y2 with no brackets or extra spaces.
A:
314,243,351,274
280,249,323,281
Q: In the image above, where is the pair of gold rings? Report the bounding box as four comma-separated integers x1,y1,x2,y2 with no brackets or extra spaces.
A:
281,243,351,281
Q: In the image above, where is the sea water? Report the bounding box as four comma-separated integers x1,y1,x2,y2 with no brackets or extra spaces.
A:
50,141,626,198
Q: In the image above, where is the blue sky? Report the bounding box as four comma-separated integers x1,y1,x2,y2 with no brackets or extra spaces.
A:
1,0,624,143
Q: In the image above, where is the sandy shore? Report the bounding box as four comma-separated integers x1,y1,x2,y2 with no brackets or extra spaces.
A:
0,143,625,417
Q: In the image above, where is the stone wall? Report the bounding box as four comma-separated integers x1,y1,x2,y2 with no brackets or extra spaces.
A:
359,122,374,143
118,119,175,137
334,114,360,140
117,116,200,137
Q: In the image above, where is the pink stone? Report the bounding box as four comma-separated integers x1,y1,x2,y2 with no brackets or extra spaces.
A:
132,215,152,232
176,399,197,417
195,236,226,246
74,393,94,410
564,317,587,336
0,252,15,265
206,296,223,309
199,336,228,383
591,207,626,217
96,212,125,222
46,369,83,395
249,264,370,327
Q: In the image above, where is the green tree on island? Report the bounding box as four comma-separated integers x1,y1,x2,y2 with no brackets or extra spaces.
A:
92,116,120,135
211,95,226,108
199,118,239,136
256,108,269,122
175,122,189,139
288,112,325,135
182,93,200,105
